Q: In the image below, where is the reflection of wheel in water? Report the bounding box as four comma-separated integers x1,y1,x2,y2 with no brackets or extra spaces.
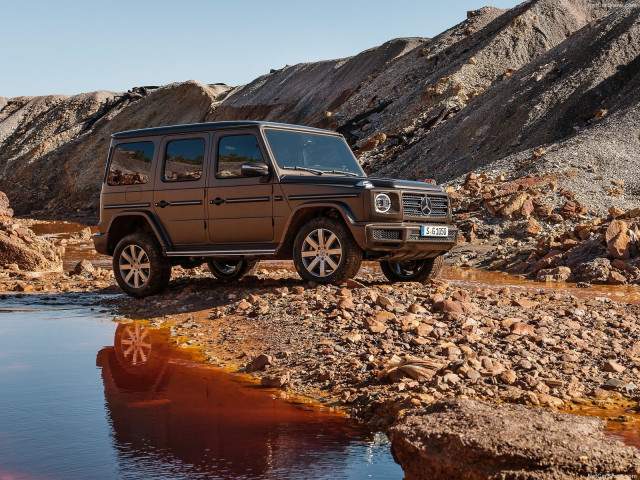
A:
116,323,152,366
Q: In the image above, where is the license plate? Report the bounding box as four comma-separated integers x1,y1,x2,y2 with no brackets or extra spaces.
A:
421,226,449,237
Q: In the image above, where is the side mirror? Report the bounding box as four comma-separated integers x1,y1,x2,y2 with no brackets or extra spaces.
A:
241,162,270,177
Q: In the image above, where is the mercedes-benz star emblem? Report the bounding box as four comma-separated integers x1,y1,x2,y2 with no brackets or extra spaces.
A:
420,196,432,215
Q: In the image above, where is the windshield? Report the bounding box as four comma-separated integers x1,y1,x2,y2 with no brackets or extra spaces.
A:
264,129,364,176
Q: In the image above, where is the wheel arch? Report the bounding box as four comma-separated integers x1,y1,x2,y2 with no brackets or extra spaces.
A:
106,210,169,255
277,202,359,257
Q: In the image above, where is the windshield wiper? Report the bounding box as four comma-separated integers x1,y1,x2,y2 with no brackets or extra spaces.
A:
282,165,323,175
320,169,361,177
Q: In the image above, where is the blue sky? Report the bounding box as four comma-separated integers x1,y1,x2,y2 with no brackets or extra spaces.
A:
0,0,520,98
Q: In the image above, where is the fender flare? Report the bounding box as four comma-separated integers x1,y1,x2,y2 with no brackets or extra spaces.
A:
106,210,170,253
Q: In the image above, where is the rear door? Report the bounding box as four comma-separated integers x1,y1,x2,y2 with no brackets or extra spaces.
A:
207,131,274,244
153,134,208,245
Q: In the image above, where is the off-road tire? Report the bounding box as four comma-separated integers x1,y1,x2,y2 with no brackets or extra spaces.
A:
207,259,257,281
113,232,171,297
293,217,362,284
380,255,444,283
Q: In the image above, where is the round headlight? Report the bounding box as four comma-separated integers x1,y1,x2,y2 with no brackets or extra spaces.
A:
374,193,392,213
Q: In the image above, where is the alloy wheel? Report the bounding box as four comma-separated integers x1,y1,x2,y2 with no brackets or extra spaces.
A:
119,244,151,289
300,228,343,278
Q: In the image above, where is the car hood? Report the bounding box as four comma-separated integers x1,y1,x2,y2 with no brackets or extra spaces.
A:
279,175,445,193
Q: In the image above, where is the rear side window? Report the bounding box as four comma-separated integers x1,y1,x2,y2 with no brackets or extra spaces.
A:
217,134,264,178
107,141,154,186
163,138,205,182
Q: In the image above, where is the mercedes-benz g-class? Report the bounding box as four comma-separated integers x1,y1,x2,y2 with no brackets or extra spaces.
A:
93,121,457,296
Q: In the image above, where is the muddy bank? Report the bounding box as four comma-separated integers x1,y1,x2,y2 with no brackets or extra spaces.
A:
388,398,640,479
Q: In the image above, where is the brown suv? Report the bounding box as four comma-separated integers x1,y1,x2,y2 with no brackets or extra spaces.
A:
93,121,457,296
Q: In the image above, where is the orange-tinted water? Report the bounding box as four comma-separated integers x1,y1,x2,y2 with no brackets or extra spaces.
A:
0,301,401,479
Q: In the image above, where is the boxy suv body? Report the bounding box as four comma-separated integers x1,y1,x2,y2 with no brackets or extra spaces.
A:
94,121,457,296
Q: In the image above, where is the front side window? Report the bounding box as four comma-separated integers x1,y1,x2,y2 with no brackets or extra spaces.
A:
163,138,205,182
107,141,154,186
217,134,264,178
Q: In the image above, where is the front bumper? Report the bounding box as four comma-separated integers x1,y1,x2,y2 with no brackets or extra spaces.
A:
361,223,457,261
93,233,108,255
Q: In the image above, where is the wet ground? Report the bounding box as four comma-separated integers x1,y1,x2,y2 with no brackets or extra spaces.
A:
0,296,401,479
4,219,640,472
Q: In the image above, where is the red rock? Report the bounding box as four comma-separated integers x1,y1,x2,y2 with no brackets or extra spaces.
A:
532,250,564,273
526,217,542,235
510,322,535,335
247,354,273,372
607,270,627,285
606,220,631,260
520,198,534,217
608,206,626,219
603,360,625,373
513,298,537,309
536,266,573,283
375,311,397,323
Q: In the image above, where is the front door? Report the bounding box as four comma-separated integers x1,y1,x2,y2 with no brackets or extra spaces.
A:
153,134,208,245
207,131,274,244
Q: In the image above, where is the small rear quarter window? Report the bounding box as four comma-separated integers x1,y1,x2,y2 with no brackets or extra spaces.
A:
108,142,154,186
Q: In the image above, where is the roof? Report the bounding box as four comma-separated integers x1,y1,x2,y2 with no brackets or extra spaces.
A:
111,121,336,139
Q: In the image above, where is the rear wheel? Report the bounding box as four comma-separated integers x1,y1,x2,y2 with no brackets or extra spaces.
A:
293,217,362,284
380,255,444,283
207,259,256,281
113,233,171,297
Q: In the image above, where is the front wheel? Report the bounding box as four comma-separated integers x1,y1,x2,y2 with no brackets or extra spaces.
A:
207,259,256,281
380,255,444,283
113,233,171,297
293,217,362,284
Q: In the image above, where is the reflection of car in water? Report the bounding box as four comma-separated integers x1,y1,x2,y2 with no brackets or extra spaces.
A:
96,322,363,479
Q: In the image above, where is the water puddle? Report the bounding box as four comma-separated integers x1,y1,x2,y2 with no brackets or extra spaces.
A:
29,220,111,272
0,299,401,479
565,405,640,450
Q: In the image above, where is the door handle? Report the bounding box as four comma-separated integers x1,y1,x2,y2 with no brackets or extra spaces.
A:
155,200,170,208
210,197,224,205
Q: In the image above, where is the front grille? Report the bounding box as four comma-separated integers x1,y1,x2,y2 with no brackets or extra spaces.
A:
373,229,402,241
402,194,448,219
408,229,457,243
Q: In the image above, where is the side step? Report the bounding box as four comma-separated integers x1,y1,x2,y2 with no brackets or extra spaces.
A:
165,248,277,257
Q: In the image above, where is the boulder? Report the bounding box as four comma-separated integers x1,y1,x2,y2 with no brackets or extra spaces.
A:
0,212,62,272
536,266,573,283
606,220,631,260
501,192,529,218
0,191,13,218
387,398,640,480
573,258,611,284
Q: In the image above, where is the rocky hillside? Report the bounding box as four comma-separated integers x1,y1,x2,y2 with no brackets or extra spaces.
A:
0,0,635,222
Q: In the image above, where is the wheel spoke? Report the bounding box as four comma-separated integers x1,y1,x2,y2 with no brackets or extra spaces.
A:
325,233,337,249
301,250,317,258
139,263,150,269
120,264,133,270
305,236,319,250
139,269,149,283
129,245,137,261
136,249,146,262
327,248,342,255
326,256,338,270
319,258,326,277
306,256,320,273
134,272,140,288
124,270,135,283
317,229,325,248
121,251,134,264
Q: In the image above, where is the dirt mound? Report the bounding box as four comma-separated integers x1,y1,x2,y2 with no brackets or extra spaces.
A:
0,82,229,215
0,191,62,271
388,398,640,479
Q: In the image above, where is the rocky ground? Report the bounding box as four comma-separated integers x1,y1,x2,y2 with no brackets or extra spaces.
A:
446,171,640,287
3,218,640,476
